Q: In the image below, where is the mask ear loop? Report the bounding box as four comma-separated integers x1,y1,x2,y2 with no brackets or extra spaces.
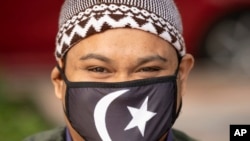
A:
56,64,71,85
56,64,72,121
171,54,183,125
174,54,182,76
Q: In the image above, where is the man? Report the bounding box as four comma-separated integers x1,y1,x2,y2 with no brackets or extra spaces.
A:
25,0,195,140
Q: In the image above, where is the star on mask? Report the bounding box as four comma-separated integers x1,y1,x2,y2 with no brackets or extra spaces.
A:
124,96,157,136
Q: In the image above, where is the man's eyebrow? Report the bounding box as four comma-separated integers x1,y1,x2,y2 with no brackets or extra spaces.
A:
137,55,167,66
79,53,111,63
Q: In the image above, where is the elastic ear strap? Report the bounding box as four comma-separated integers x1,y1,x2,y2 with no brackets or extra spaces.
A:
56,64,70,84
174,55,183,119
175,99,182,119
174,55,182,76
173,55,182,120
56,64,64,73
171,98,182,125
56,64,71,121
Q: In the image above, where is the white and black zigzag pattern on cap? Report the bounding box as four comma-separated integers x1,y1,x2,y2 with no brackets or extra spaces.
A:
56,2,186,59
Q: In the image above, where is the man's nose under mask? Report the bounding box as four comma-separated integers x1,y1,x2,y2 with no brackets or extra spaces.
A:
57,66,182,141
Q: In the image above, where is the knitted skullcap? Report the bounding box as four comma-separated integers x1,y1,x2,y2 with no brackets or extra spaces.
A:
55,0,186,60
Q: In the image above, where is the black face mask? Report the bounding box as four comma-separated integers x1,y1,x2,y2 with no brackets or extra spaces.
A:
57,66,182,141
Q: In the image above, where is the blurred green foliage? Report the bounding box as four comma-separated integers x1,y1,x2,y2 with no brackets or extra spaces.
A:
0,77,53,141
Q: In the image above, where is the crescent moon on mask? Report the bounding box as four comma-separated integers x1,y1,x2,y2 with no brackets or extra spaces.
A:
94,89,130,141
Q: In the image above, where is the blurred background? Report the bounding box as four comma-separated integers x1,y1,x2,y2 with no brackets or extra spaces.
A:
0,0,250,140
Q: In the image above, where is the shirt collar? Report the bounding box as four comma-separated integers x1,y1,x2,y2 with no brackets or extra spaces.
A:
166,129,174,141
66,128,72,141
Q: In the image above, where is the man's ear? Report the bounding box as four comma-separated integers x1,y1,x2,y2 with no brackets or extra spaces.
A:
178,54,195,96
51,60,64,100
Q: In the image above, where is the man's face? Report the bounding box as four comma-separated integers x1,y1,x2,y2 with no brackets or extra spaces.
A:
51,28,194,141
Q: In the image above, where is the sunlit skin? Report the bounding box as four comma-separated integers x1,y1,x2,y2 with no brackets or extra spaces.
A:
51,28,194,141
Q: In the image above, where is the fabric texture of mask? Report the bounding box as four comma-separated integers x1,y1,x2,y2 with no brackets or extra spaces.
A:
58,67,180,141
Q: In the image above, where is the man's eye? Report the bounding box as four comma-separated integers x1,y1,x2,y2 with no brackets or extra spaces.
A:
88,67,109,73
138,67,161,72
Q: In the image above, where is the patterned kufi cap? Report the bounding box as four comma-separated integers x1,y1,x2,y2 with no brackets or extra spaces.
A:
55,0,186,60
